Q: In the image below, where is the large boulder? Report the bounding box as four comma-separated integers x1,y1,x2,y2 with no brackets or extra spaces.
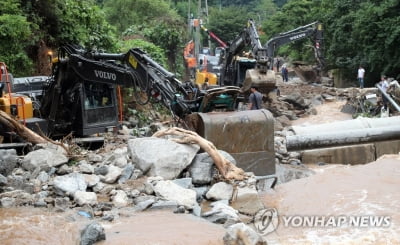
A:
22,148,68,172
152,180,197,208
230,187,265,215
80,222,106,245
74,191,97,206
189,151,236,185
111,190,129,207
223,223,267,245
282,92,309,109
118,164,134,184
103,165,122,184
206,182,234,201
103,147,129,168
128,137,199,180
0,149,17,176
202,200,240,224
275,163,315,184
53,173,87,196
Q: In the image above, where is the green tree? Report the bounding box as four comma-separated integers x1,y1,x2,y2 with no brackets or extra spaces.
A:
0,0,36,76
51,0,116,49
220,0,259,8
103,0,185,72
273,0,288,8
208,6,252,43
103,0,177,34
120,39,167,68
0,0,117,75
320,0,400,84
262,0,322,62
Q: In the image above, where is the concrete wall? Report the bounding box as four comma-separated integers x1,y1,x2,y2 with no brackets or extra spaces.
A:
301,140,400,165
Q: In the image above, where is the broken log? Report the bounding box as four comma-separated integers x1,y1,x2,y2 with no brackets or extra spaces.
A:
0,110,47,144
153,127,246,181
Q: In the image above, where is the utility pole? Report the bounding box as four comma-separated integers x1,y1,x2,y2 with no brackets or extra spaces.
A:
205,0,212,53
187,0,191,38
194,0,201,60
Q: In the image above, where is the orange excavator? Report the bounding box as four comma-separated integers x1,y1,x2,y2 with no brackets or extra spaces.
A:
183,40,197,79
183,19,218,87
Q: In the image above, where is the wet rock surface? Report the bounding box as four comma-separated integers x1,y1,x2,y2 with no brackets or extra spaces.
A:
128,137,200,180
80,222,106,245
0,149,18,176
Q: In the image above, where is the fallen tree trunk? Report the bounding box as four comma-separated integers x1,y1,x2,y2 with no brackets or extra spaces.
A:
0,110,47,144
153,127,246,181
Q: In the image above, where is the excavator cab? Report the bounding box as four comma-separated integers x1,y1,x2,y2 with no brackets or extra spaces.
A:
39,52,120,137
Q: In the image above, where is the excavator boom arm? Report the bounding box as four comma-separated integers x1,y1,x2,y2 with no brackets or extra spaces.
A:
265,22,324,69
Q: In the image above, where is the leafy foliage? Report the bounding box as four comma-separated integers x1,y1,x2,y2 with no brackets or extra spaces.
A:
1,0,399,85
262,0,322,62
208,6,252,43
103,0,185,72
120,39,167,68
0,0,35,76
318,0,400,84
103,0,179,34
52,0,116,49
0,0,117,75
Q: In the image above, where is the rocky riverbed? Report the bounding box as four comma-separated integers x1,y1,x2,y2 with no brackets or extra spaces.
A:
0,135,270,244
1,78,397,244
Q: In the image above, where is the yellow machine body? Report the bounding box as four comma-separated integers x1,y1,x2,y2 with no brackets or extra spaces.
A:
0,93,34,120
195,70,218,87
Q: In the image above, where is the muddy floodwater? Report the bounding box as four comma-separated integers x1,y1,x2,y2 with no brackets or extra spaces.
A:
261,156,400,244
0,209,225,245
291,100,353,126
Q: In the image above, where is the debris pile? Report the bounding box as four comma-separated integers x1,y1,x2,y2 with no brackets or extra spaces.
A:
0,130,268,244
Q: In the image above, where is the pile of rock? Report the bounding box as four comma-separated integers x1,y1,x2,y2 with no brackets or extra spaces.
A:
0,136,267,244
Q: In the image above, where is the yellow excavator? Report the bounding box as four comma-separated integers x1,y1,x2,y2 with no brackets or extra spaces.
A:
0,63,37,123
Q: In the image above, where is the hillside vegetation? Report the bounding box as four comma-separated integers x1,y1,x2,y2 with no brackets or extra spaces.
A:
0,0,399,86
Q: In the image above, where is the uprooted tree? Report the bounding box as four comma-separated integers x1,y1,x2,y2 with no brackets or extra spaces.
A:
0,111,74,156
153,127,247,181
0,110,47,144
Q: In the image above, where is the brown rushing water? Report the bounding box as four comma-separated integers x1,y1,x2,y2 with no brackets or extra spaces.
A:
0,208,83,245
291,100,353,126
0,208,224,245
261,156,400,244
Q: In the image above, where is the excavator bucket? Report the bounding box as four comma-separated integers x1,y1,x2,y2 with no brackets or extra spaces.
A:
186,109,275,176
292,62,321,83
242,69,276,94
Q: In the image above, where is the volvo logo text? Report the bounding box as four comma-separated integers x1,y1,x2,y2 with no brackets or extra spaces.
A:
94,70,117,81
289,33,306,41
